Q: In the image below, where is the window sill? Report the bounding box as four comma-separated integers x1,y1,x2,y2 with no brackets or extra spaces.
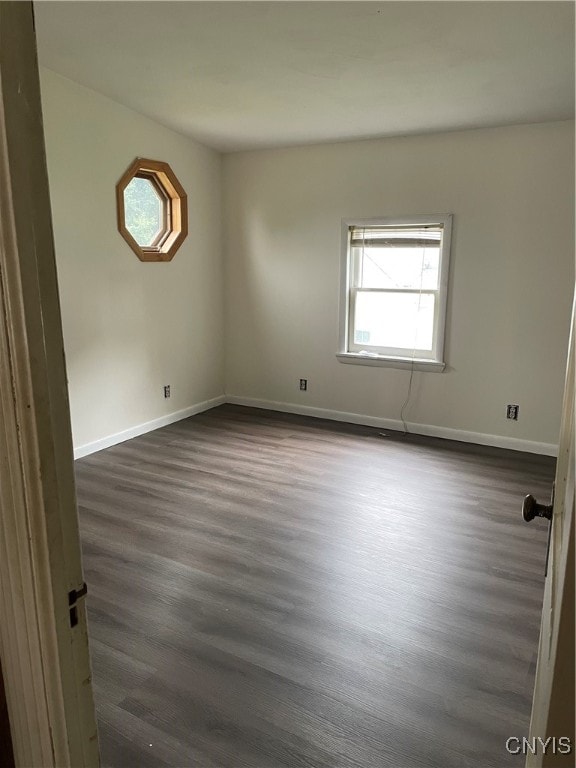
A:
336,352,446,372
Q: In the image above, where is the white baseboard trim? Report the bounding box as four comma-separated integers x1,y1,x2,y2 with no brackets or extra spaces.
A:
74,393,558,459
226,395,558,457
73,395,226,459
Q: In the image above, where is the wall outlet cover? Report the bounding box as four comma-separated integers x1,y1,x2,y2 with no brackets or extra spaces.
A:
506,404,519,420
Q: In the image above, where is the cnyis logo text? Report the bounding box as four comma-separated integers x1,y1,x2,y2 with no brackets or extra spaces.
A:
506,737,572,756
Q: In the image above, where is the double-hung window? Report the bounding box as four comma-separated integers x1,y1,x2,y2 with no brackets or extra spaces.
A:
338,215,452,371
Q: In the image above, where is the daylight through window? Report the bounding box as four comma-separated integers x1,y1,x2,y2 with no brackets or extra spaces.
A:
123,175,166,247
339,216,452,370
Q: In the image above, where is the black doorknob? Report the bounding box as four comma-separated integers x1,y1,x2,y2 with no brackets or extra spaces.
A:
522,494,553,522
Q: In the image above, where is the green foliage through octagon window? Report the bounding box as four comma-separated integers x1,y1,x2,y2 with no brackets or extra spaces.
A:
123,176,165,247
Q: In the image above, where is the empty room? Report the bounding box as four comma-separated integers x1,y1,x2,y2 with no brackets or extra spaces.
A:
0,2,574,767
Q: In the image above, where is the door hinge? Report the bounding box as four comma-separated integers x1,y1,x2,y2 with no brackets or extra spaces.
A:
68,582,88,628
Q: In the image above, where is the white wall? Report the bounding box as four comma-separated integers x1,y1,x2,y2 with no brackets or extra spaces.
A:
40,70,224,456
223,121,575,452
38,73,574,457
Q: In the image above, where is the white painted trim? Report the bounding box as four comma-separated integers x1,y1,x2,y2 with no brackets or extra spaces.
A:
74,395,226,459
336,352,445,372
339,214,452,367
0,5,99,764
74,393,558,462
226,395,558,457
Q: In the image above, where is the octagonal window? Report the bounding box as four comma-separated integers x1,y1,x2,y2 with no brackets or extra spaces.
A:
116,158,188,261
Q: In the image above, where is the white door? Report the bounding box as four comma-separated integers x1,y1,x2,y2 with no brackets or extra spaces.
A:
0,2,99,765
526,295,575,767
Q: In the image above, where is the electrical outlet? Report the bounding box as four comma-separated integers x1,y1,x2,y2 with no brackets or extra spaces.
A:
164,385,171,399
506,404,519,420
299,379,307,391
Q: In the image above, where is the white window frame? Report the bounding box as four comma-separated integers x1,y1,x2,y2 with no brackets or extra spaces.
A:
337,215,452,372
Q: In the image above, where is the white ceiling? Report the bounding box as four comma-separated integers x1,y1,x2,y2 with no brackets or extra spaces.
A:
34,1,575,152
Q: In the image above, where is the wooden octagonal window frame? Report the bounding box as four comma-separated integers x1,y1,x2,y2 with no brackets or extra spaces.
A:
116,158,188,261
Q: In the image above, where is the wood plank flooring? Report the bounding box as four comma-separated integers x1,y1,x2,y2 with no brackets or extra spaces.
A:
75,405,556,768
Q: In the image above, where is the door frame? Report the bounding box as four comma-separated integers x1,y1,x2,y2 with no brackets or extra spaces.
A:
0,3,99,765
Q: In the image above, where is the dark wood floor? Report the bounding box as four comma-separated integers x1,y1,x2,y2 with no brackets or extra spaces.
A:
75,405,555,768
